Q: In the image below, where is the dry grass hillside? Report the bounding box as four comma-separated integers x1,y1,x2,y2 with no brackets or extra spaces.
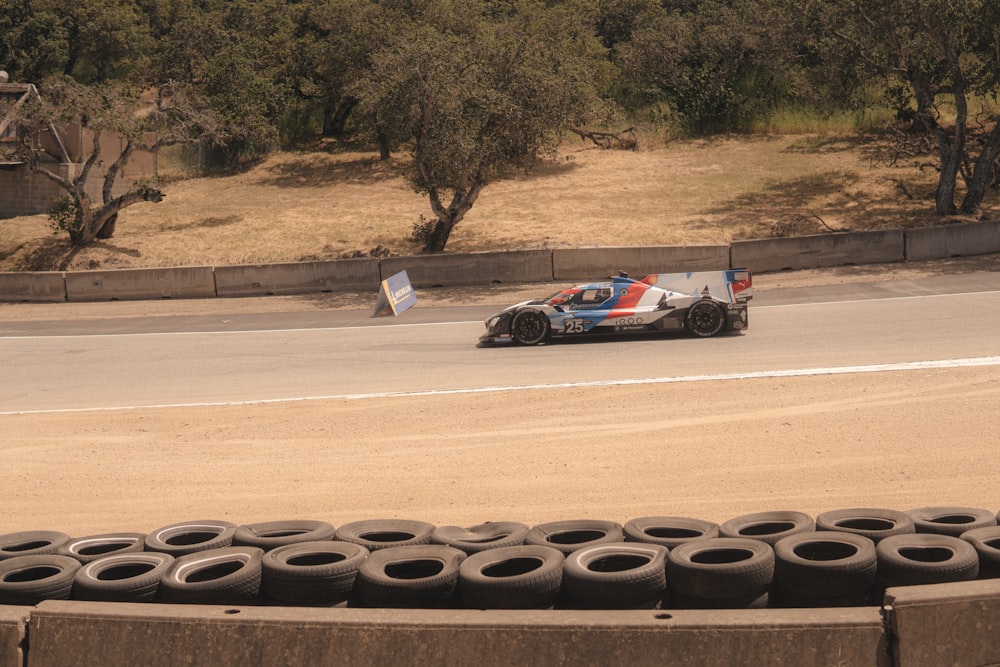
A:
1,133,992,272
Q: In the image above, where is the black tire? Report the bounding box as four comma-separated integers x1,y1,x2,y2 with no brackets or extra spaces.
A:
262,541,369,606
816,508,915,543
335,519,435,552
233,520,336,552
772,532,877,607
876,533,979,588
666,538,774,604
0,555,81,605
458,545,565,609
510,309,550,345
0,530,71,560
159,546,264,605
355,545,466,608
624,516,719,548
58,533,146,564
74,552,174,602
905,506,997,537
685,300,727,337
144,520,237,556
960,526,1000,579
562,542,668,609
719,511,815,546
525,520,624,555
432,522,529,554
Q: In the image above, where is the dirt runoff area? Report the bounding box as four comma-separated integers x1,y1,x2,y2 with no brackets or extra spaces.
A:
2,255,1000,538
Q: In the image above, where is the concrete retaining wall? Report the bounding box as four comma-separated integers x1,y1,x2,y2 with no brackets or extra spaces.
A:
730,230,905,272
904,220,1000,261
23,601,889,667
214,258,379,297
0,606,27,667
64,266,216,301
10,582,1000,666
886,579,1000,667
0,270,65,302
2,221,998,303
380,249,552,287
6,580,1000,665
552,245,729,281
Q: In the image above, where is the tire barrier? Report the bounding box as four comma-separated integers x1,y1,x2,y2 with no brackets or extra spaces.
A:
815,507,916,543
355,545,465,608
0,531,71,560
262,541,369,606
0,555,80,605
73,552,174,603
458,545,565,609
334,519,435,551
562,543,668,610
623,516,720,548
719,511,815,546
771,531,878,608
159,546,263,605
144,520,237,556
905,506,997,537
524,520,624,555
875,534,980,589
666,538,774,609
233,520,337,552
960,526,1000,579
1,508,999,609
431,522,529,554
57,533,146,564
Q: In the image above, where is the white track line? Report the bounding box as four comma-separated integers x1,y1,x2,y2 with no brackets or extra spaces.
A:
3,356,998,416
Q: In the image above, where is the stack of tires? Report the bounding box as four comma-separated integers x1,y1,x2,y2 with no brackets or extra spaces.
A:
1,506,998,609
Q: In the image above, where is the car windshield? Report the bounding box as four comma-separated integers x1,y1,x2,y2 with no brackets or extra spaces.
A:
547,286,613,310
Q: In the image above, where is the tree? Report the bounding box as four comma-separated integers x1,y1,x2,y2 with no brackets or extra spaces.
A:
140,0,298,158
4,77,223,246
613,0,795,133
290,0,392,140
799,0,1000,215
352,0,611,252
0,0,151,83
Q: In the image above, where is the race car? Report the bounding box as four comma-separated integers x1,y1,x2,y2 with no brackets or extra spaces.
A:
479,269,752,345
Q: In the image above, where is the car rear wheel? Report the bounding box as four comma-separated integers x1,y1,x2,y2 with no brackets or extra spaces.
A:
511,310,550,345
685,301,727,337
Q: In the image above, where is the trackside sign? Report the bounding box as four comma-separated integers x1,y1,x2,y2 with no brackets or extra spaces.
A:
373,269,417,316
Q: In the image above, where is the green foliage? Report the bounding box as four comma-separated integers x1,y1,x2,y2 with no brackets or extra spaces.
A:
410,215,436,245
47,196,82,236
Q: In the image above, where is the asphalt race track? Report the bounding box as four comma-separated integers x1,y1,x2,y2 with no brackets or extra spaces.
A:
1,273,999,414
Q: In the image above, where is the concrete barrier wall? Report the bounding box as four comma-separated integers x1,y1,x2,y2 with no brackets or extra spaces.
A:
886,579,1000,666
10,578,1000,664
380,249,552,287
552,245,730,281
23,601,889,667
904,220,1000,261
2,221,998,303
214,258,380,297
0,606,28,667
64,266,217,301
0,271,66,302
730,230,905,272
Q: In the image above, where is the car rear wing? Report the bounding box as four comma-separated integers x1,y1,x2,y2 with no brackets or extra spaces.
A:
640,269,752,303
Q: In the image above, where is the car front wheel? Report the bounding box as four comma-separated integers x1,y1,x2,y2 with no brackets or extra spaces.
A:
511,310,550,345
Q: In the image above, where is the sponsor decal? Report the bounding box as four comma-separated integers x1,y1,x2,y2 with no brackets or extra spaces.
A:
373,269,418,317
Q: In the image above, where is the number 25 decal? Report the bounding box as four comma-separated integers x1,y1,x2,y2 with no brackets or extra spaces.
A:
564,319,585,334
